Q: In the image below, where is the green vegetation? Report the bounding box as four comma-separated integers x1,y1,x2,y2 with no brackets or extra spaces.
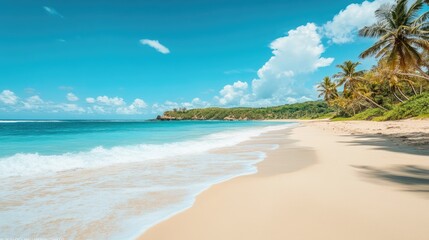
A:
318,0,429,121
331,93,429,121
161,101,333,120
376,93,429,120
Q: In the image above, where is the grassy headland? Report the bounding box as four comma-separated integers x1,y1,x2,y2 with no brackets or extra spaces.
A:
158,93,428,121
158,101,334,120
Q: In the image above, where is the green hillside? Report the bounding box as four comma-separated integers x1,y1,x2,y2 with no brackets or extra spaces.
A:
158,101,334,120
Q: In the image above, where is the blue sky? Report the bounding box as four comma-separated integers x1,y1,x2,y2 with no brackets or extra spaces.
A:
0,0,392,119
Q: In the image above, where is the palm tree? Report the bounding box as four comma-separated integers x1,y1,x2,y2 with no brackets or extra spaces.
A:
359,0,429,80
371,60,414,102
335,61,388,110
318,77,338,102
334,61,365,93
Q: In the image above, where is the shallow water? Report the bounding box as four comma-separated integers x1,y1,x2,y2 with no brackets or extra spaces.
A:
0,120,293,239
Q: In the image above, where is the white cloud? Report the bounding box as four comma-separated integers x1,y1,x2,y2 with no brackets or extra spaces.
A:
140,39,170,54
95,96,126,106
43,6,64,18
323,0,393,44
26,95,44,104
116,98,148,115
181,98,211,109
131,98,147,108
0,90,18,105
86,97,95,103
191,98,210,107
253,23,333,97
84,96,148,115
22,96,45,110
0,91,151,115
151,97,210,113
66,93,79,102
213,23,333,107
57,104,85,113
215,81,249,106
91,105,106,113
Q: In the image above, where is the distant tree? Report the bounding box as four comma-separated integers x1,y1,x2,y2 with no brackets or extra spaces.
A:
317,77,338,102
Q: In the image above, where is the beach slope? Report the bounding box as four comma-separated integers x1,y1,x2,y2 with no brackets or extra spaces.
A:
140,120,429,240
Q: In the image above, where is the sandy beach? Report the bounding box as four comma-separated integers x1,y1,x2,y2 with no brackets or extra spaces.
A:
140,120,429,240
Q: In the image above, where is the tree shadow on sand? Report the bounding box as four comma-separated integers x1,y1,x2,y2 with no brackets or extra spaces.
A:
339,132,429,156
353,165,429,197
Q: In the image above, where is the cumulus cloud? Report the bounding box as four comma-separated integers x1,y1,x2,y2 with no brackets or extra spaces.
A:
140,39,170,54
83,95,149,114
212,23,333,107
0,91,150,115
251,23,333,101
190,98,210,108
57,104,85,113
85,97,95,103
19,96,83,113
66,93,79,102
0,90,18,105
116,98,148,115
95,96,126,106
43,6,64,18
215,81,249,106
22,95,44,110
323,0,393,44
151,98,210,113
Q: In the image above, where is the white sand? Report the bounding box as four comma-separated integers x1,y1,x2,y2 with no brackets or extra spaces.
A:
140,120,429,240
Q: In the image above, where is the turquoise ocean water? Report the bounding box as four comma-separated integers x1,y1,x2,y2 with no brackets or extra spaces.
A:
0,120,293,239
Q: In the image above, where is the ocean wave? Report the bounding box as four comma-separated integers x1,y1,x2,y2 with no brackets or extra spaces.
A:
0,124,293,177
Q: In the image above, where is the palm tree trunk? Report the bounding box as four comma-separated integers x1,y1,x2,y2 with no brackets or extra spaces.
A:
402,79,418,95
393,91,404,103
397,72,429,81
396,87,410,100
358,93,388,111
409,81,418,95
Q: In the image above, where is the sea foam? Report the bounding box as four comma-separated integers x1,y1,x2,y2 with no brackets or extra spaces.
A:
0,124,293,177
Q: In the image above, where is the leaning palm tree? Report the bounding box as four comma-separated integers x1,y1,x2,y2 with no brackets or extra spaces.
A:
359,0,429,79
318,76,338,102
335,61,387,110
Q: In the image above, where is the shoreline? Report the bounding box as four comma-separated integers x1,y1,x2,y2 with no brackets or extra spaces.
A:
128,122,297,239
137,125,307,239
139,120,429,240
